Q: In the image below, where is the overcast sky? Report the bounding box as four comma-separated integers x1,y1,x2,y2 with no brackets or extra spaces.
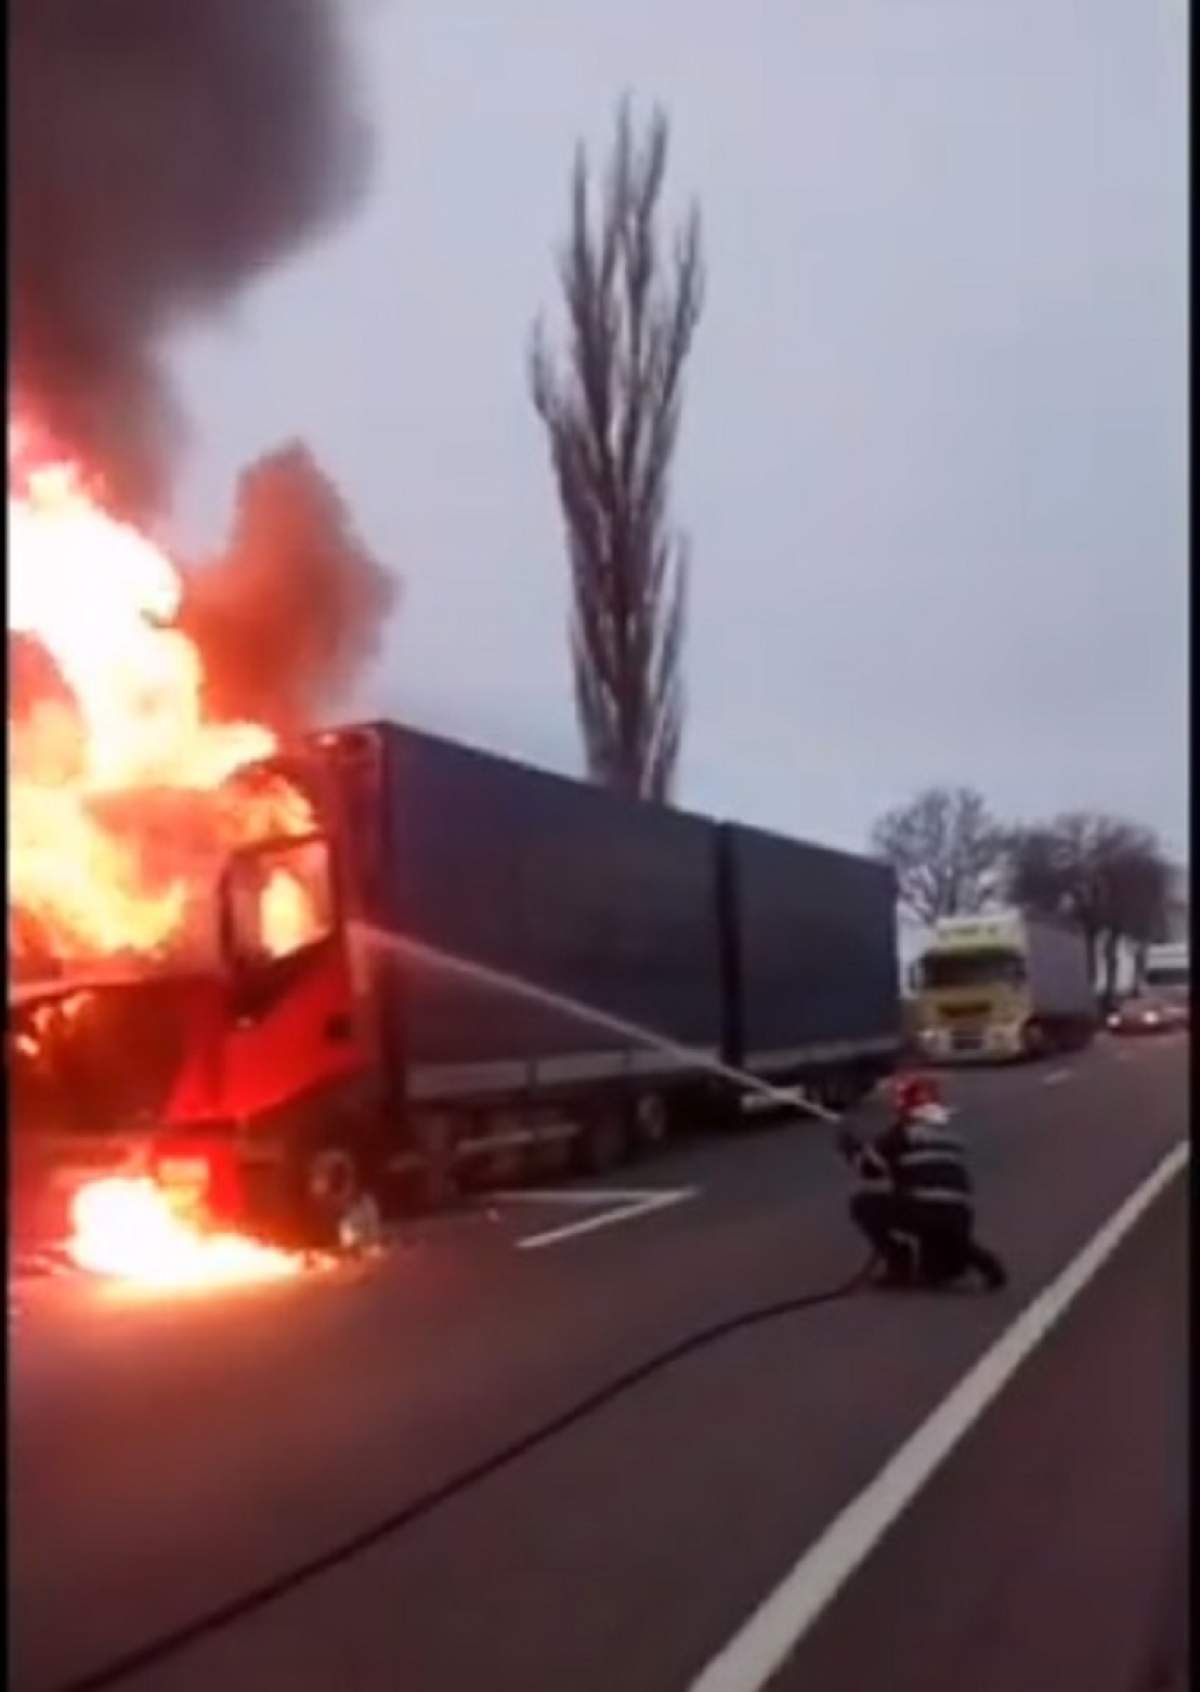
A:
168,0,1188,863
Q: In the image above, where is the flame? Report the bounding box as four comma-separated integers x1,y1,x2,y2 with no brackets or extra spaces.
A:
67,1177,306,1289
261,865,323,956
7,413,316,970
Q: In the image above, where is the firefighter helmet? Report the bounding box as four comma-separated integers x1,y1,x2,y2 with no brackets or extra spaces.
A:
891,1072,941,1115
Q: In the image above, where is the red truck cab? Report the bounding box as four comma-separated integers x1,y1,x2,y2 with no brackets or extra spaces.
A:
10,762,383,1259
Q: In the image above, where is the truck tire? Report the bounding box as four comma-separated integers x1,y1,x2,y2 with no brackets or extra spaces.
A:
1020,1020,1047,1062
632,1092,671,1156
412,1113,461,1212
574,1104,631,1176
299,1142,385,1255
820,1071,860,1113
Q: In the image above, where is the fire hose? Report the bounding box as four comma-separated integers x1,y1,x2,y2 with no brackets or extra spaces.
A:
53,981,877,1692
57,1242,876,1692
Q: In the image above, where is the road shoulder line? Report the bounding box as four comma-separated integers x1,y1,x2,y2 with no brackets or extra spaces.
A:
688,1138,1190,1692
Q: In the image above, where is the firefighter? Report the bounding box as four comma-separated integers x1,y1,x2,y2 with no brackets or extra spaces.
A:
838,1073,1008,1290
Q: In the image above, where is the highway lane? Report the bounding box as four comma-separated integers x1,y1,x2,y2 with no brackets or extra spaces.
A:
770,1173,1189,1692
10,1035,1187,1691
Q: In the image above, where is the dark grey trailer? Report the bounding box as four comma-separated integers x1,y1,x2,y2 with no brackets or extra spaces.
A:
304,722,900,1184
718,823,901,1104
309,722,727,1175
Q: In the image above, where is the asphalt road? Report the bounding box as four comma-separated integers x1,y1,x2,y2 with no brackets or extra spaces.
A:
10,1034,1188,1692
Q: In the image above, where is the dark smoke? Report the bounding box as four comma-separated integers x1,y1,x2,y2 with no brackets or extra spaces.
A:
178,443,398,735
9,0,369,515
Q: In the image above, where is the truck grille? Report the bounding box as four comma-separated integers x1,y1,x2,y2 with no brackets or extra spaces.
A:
940,1001,991,1020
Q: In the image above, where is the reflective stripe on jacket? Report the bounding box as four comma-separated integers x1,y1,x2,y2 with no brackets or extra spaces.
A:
853,1118,973,1213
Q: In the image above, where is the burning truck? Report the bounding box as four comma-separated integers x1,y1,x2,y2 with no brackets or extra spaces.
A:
9,431,903,1290
8,431,374,1283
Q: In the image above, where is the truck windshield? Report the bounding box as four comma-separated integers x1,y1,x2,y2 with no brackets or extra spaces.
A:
921,949,1026,990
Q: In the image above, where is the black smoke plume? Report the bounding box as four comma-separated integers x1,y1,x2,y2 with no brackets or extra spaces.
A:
9,0,369,516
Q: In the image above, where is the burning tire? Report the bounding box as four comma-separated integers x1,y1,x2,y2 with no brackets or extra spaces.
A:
298,1142,384,1255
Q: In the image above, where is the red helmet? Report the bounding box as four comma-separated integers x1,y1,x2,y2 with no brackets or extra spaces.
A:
891,1072,940,1115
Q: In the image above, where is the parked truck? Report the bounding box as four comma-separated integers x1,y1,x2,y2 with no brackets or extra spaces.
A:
10,722,901,1256
913,908,1096,1064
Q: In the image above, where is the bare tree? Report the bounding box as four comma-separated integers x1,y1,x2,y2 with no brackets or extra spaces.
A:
530,98,704,801
1005,812,1169,1001
871,786,1005,924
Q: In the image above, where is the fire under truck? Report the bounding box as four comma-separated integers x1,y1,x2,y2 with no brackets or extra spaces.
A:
10,722,902,1259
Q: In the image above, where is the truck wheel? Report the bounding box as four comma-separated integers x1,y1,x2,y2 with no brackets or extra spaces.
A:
1020,1021,1047,1062
300,1143,384,1255
574,1106,630,1176
632,1092,671,1156
821,1071,860,1113
412,1113,461,1212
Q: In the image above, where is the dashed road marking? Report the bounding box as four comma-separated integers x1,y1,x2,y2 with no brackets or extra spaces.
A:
498,1186,699,1250
1043,1068,1074,1087
689,1138,1189,1692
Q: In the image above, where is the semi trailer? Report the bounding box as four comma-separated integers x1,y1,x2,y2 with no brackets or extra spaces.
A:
10,722,902,1256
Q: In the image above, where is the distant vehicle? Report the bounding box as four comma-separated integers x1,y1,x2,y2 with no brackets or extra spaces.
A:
1142,941,1190,1012
913,909,1096,1064
1107,941,1190,1035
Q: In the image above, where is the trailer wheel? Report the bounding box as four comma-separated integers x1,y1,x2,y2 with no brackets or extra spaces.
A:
412,1113,461,1212
632,1092,671,1156
300,1143,384,1255
574,1105,631,1176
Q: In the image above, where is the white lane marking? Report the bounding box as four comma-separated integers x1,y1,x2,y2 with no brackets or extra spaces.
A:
1043,1068,1074,1086
493,1188,678,1207
689,1138,1189,1692
516,1188,698,1251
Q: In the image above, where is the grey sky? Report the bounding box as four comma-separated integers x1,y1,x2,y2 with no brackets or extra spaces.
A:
168,0,1188,862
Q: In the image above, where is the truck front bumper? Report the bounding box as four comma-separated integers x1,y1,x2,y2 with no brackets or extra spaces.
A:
918,1024,1024,1064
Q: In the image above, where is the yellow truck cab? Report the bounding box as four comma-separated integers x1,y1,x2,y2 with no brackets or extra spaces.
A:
914,909,1096,1063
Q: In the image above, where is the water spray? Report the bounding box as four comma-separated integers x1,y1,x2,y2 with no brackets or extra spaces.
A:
362,927,846,1126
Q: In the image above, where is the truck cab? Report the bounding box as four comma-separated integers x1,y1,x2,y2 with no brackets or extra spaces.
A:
9,759,379,1258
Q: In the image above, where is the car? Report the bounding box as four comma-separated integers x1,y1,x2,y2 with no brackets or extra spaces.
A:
1105,994,1188,1036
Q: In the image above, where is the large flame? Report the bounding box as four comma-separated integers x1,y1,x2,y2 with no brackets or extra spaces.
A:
8,414,321,1289
8,414,315,968
67,1178,306,1290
